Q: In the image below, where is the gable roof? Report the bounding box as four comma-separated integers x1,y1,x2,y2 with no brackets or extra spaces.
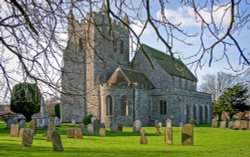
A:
139,44,197,82
107,67,154,87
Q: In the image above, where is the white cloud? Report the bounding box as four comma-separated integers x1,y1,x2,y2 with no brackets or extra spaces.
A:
157,4,231,28
130,20,153,36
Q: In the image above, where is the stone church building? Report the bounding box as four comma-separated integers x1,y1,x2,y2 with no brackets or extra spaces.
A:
61,5,212,126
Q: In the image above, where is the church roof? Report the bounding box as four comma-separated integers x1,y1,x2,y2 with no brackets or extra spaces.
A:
107,67,154,88
140,44,197,82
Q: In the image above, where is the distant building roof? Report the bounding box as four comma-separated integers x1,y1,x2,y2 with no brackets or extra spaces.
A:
107,67,154,88
139,44,197,82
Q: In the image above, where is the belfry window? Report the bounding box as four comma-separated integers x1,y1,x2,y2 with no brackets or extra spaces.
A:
160,100,167,115
106,95,113,116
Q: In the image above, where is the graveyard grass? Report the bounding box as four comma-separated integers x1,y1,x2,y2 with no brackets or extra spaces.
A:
0,122,250,157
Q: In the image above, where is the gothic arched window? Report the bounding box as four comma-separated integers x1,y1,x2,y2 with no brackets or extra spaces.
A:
106,95,113,116
121,95,128,116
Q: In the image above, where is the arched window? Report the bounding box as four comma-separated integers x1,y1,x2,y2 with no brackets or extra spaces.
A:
186,104,190,123
193,105,197,119
121,95,128,116
106,95,113,116
160,100,167,115
205,106,208,120
199,106,203,123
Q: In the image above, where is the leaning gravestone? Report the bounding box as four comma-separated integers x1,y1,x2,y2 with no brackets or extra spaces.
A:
67,128,75,138
75,128,83,139
51,130,63,152
110,123,118,133
87,124,94,135
220,121,227,129
233,120,241,130
164,127,173,145
99,128,106,137
10,124,19,137
22,128,34,147
18,119,26,129
182,124,193,146
140,129,147,144
133,120,142,133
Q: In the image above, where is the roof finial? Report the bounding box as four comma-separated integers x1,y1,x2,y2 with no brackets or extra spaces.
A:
67,9,75,20
100,2,107,13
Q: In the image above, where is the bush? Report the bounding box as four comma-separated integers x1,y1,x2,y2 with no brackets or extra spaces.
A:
82,114,93,125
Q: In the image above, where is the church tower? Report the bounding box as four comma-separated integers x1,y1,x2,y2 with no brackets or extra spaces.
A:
61,4,130,122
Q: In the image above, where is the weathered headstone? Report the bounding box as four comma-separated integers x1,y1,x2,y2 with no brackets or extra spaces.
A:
133,120,142,133
51,130,63,152
140,130,147,144
117,123,123,132
220,121,227,129
166,119,172,128
87,124,94,135
211,119,218,128
155,124,161,135
99,128,106,137
241,120,247,130
221,111,230,121
79,123,85,133
228,121,233,129
182,124,193,146
233,120,241,130
47,123,55,142
75,128,83,139
67,128,75,138
164,127,173,145
71,119,76,125
10,124,19,137
19,128,24,137
110,123,118,133
18,120,26,129
93,119,100,131
22,128,34,147
248,121,250,130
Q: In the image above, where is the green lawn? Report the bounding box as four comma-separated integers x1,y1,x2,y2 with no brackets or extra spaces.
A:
0,121,250,157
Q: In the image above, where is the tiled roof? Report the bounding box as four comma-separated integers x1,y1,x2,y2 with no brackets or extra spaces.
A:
107,67,154,87
140,44,197,82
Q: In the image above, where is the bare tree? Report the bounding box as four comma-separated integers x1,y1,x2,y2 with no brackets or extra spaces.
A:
199,72,237,101
0,0,249,100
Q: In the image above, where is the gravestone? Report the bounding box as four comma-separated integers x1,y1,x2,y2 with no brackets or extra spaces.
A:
18,120,26,129
241,120,247,130
233,120,241,130
248,121,250,130
211,119,218,128
117,123,123,132
93,119,100,131
164,127,173,145
87,124,94,135
22,128,34,147
182,124,193,146
155,124,161,135
71,119,76,126
75,128,83,139
166,119,172,128
99,128,106,137
47,123,55,142
7,119,13,129
133,120,142,133
54,117,61,126
220,121,227,129
110,123,118,133
228,121,233,129
191,119,196,127
67,128,75,138
10,124,19,137
19,128,24,137
51,130,63,152
140,130,147,144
